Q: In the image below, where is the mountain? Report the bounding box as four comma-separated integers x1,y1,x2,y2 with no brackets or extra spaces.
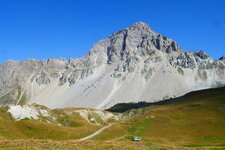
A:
0,22,225,109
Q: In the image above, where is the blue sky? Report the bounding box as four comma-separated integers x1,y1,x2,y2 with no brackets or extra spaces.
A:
0,0,224,63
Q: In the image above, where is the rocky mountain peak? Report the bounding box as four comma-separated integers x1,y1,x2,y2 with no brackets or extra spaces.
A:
110,22,151,37
0,22,224,109
105,22,182,64
128,22,151,31
196,50,209,59
219,56,225,61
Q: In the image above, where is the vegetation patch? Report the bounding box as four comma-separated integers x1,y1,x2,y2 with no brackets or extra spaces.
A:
17,93,28,106
177,67,184,75
0,87,224,149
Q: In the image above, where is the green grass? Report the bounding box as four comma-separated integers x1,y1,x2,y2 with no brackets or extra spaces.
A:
183,144,225,148
20,117,31,121
16,86,28,106
0,86,225,149
0,106,102,140
0,139,167,150
0,92,13,105
128,116,153,136
0,86,27,106
94,87,225,148
93,123,128,141
177,67,184,75
51,109,83,127
17,93,27,106
0,106,13,120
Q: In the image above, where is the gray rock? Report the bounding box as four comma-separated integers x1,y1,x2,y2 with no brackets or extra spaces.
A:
141,59,154,80
196,50,208,59
106,22,182,64
31,71,51,85
219,56,225,62
169,52,196,69
0,22,224,108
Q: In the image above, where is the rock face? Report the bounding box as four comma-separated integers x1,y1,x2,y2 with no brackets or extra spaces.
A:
0,22,225,109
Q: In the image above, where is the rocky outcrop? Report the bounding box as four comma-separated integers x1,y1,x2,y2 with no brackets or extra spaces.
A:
0,22,224,109
107,22,181,64
219,56,225,62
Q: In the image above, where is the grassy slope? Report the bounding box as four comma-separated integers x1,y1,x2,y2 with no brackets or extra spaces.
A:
93,87,225,148
0,87,225,149
0,139,174,150
0,107,101,140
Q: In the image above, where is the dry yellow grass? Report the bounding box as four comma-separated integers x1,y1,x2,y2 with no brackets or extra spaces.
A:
0,106,102,140
93,87,225,148
0,139,225,150
0,139,191,150
0,87,225,149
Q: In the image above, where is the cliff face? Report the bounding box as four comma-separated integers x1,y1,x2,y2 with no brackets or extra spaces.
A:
0,22,225,109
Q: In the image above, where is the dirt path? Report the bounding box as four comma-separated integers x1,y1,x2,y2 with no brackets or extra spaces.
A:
78,123,114,141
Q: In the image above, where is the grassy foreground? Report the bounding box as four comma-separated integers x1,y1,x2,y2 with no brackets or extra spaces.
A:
0,106,102,140
93,86,225,149
0,87,225,149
